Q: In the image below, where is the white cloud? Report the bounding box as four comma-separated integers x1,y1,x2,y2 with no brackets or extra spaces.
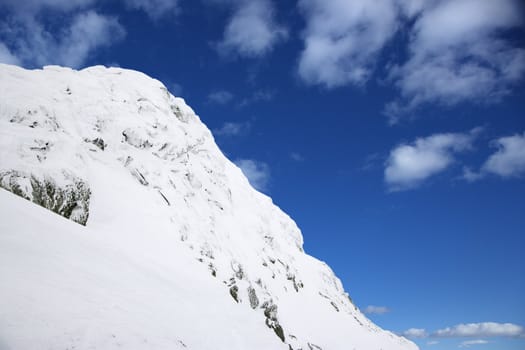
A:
427,340,439,346
361,153,383,171
295,0,524,117
0,9,125,68
208,90,234,104
217,0,287,58
459,132,525,181
483,132,525,178
0,42,20,65
56,11,126,68
235,159,270,191
385,129,479,191
290,152,305,162
213,121,250,137
459,340,489,348
387,0,525,121
297,0,401,88
403,322,524,341
1,0,179,20
0,0,95,14
462,167,484,183
122,0,179,20
363,305,390,315
402,328,428,339
238,89,274,107
397,0,426,17
434,322,524,338
0,0,183,68
170,82,183,96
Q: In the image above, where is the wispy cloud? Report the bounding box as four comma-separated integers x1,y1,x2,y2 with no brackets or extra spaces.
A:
459,340,489,348
122,0,179,20
0,0,95,14
0,42,20,65
213,121,251,137
402,328,428,339
234,158,270,191
363,305,390,315
385,128,480,191
170,82,183,96
434,322,524,338
216,0,287,58
57,11,125,68
0,0,186,68
238,89,274,107
208,90,234,104
290,152,305,162
0,5,125,68
1,0,179,20
402,322,525,341
361,153,383,171
462,166,484,183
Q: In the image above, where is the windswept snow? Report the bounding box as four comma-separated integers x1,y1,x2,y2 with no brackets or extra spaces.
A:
0,63,418,350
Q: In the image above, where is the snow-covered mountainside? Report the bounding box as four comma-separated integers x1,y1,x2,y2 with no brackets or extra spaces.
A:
0,63,417,350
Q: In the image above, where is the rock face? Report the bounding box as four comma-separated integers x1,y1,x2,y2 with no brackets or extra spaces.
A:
0,170,91,225
0,63,418,350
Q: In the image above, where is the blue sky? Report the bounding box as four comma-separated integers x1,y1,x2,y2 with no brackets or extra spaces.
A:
1,1,524,349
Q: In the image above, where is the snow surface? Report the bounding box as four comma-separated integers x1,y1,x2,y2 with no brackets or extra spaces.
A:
0,63,418,350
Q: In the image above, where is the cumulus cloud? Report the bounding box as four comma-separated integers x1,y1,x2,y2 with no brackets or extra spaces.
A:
235,159,270,191
427,340,439,346
213,121,250,137
363,305,390,315
386,0,525,121
434,322,524,338
208,90,234,104
459,340,489,348
482,132,525,178
122,0,179,20
217,0,287,58
402,328,428,339
385,129,479,191
295,1,524,117
297,0,402,88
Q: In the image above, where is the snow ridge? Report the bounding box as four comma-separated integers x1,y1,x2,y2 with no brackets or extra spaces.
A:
0,63,418,350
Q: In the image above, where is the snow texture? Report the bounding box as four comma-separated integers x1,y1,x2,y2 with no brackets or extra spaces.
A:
0,63,418,350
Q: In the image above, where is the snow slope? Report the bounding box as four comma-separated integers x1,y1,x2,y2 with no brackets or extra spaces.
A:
0,63,418,350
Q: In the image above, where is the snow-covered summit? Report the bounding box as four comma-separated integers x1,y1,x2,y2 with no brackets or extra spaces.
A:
0,63,417,350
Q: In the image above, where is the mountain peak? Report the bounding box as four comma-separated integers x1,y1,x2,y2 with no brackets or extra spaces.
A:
0,63,417,350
